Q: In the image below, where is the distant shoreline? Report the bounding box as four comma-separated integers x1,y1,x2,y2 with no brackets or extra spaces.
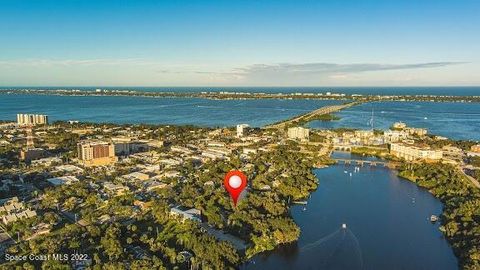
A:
1,88,480,103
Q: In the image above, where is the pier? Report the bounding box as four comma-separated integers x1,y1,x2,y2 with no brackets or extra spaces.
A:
264,101,359,129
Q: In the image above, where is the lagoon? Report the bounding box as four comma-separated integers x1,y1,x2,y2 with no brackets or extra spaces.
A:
248,153,458,270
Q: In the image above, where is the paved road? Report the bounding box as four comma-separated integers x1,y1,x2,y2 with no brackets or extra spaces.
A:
264,101,359,129
460,166,480,188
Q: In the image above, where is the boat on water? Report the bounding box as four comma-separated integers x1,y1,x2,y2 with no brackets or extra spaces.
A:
342,223,347,229
293,200,308,205
430,215,439,222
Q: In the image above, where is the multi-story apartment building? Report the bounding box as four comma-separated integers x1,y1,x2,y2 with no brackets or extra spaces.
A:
77,141,117,166
287,127,310,141
16,114,49,126
390,143,443,161
111,137,150,156
383,130,409,143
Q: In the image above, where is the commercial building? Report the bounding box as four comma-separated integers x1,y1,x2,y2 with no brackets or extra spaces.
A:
287,127,310,141
16,114,48,126
390,143,443,161
77,141,117,167
47,176,80,186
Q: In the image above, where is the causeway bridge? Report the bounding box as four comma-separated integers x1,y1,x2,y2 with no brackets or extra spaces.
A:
264,101,359,129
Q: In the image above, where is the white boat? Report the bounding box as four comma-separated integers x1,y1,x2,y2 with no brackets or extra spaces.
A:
342,223,347,229
430,215,438,222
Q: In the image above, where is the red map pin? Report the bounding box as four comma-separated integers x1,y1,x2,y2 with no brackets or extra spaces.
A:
224,170,247,207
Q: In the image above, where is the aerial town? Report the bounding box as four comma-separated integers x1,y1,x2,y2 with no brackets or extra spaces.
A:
1,113,479,269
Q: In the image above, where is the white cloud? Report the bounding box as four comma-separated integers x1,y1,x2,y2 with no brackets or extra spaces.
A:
0,59,474,86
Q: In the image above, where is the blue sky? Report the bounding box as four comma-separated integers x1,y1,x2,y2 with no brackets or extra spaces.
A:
0,0,479,86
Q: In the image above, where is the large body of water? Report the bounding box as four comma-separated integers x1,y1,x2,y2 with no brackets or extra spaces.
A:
248,153,458,270
1,93,479,140
308,101,480,141
0,94,341,127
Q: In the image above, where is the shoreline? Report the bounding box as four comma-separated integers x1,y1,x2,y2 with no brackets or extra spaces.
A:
1,89,480,103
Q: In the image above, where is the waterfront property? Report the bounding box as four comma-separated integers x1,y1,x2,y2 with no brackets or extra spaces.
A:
390,143,443,161
249,155,458,270
16,113,48,126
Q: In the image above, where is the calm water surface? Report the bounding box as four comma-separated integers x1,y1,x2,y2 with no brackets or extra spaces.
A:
309,101,480,140
248,153,458,270
0,94,341,127
1,94,479,141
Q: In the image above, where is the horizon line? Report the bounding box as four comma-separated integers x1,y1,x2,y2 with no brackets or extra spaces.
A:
1,85,480,88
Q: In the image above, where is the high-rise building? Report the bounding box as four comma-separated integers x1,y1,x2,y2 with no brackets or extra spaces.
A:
287,127,310,141
16,114,49,126
111,137,150,156
77,141,117,166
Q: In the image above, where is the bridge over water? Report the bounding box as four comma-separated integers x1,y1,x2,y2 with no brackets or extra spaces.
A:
264,101,359,129
333,158,390,167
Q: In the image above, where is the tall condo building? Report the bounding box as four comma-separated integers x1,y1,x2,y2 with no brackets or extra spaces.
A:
16,114,49,126
287,127,310,141
77,141,118,167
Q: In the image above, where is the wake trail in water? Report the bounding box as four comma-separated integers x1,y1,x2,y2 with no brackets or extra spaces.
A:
300,227,364,270
301,229,342,252
346,229,364,269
